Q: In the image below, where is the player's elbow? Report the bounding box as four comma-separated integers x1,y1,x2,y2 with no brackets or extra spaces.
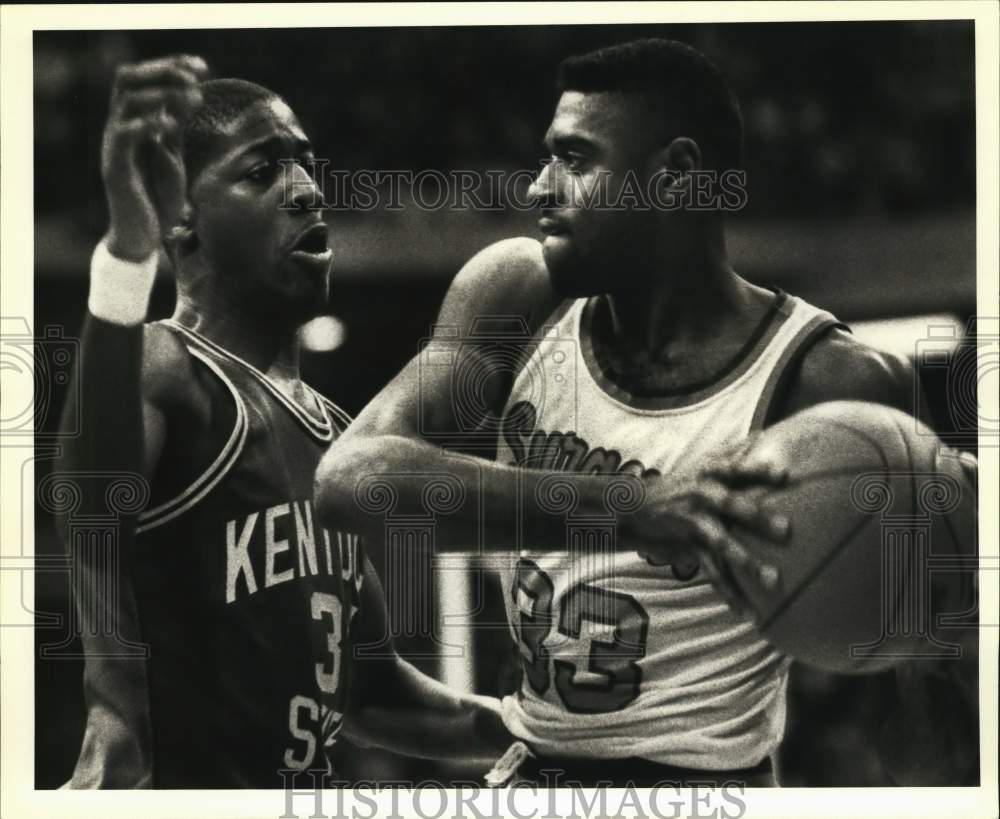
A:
313,436,405,536
314,438,370,532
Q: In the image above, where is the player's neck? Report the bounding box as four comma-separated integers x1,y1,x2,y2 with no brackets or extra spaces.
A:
603,231,742,353
172,293,303,384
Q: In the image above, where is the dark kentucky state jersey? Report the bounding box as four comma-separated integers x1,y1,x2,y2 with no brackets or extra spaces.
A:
69,320,362,789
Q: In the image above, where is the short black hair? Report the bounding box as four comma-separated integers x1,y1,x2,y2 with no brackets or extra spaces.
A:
183,78,281,185
557,38,744,170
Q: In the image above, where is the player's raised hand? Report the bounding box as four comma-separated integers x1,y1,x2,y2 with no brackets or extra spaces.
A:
102,55,208,261
633,435,790,615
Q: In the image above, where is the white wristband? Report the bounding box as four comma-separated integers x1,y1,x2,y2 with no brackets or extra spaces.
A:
87,239,159,326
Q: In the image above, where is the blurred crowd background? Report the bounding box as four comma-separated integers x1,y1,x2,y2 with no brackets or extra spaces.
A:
31,21,977,788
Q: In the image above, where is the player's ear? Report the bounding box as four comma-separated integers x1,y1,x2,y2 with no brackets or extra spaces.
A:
656,137,700,186
651,138,701,206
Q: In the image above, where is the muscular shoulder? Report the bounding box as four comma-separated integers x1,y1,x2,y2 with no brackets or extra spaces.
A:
441,237,560,334
774,327,918,421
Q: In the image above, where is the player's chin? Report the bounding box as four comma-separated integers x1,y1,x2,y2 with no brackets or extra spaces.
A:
541,238,584,296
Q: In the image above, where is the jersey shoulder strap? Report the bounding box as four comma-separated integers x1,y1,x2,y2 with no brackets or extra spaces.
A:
313,391,353,435
751,301,848,430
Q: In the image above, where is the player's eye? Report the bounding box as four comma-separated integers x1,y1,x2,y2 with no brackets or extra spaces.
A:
253,158,317,183
550,152,585,173
245,162,276,182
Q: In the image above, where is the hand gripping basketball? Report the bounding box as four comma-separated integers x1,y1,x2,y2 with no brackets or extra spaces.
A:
633,433,791,614
102,54,208,261
720,402,977,674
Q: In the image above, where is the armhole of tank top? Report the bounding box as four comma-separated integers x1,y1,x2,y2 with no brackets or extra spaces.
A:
135,347,249,534
317,393,353,434
749,315,848,432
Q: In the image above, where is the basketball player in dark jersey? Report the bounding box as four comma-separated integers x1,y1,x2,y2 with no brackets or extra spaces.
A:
314,40,978,786
56,56,509,788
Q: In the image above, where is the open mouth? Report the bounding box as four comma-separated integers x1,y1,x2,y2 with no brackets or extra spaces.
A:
289,223,333,267
291,223,330,253
538,216,569,237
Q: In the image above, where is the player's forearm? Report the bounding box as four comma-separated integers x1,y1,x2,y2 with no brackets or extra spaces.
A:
344,658,511,761
57,235,159,477
314,433,644,551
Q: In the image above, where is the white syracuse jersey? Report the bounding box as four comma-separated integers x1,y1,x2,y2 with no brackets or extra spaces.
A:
496,289,841,769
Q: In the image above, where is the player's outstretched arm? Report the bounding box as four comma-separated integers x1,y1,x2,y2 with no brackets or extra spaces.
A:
53,56,208,789
314,239,789,594
57,55,208,507
340,556,513,762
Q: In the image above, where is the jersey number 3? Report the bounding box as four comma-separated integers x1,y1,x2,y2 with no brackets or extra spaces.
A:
284,591,345,771
512,557,649,714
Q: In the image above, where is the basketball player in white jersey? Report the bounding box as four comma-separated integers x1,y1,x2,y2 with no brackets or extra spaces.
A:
56,55,510,787
314,39,977,786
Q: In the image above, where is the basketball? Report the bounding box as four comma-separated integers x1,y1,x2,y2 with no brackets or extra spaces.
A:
730,401,976,674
